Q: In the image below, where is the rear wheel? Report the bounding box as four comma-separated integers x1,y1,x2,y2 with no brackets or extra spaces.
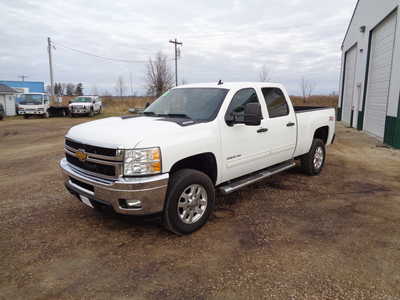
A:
301,138,326,176
163,169,215,235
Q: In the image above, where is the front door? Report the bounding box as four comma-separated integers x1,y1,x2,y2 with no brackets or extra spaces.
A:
220,88,270,182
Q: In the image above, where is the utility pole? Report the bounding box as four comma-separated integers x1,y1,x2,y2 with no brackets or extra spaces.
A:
47,37,55,102
129,72,134,96
18,75,28,81
169,38,182,86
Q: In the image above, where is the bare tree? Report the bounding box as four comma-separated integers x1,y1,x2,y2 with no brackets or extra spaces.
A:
91,85,98,96
115,76,126,98
300,77,316,101
60,83,67,96
259,64,271,82
145,51,174,97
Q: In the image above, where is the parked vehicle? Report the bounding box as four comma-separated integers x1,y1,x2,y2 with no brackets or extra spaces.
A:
18,93,69,118
0,103,5,120
69,96,102,117
60,82,336,234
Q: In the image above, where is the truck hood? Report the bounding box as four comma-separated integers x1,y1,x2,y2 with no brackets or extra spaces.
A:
65,116,199,149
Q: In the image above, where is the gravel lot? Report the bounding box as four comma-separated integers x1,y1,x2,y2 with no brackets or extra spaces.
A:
1,117,400,299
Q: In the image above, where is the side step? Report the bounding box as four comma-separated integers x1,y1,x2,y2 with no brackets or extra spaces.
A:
218,160,296,195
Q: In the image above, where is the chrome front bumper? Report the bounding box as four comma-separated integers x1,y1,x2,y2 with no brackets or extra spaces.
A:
60,158,169,215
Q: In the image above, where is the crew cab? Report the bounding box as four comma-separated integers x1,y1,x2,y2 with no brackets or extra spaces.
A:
69,96,102,117
60,82,335,234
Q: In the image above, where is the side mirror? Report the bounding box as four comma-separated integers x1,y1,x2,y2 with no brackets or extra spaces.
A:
244,103,262,126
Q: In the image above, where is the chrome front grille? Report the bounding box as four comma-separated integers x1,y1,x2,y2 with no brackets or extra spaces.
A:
64,138,123,180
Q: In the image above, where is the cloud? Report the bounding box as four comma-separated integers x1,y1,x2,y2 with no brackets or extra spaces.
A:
0,0,355,95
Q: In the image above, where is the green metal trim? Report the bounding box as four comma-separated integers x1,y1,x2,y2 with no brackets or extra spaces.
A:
384,116,400,149
337,107,342,121
357,111,364,130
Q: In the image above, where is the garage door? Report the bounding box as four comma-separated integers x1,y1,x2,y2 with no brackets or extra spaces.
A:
342,45,358,125
364,12,397,139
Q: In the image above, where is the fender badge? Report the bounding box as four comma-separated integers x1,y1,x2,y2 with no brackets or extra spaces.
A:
75,149,88,162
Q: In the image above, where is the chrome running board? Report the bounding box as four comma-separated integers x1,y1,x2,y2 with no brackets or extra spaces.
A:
218,160,296,195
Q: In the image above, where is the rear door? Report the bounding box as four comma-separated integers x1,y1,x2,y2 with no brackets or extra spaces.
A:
220,88,270,181
260,87,297,165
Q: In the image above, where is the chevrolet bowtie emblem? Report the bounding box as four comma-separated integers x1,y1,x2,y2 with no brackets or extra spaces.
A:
75,150,88,162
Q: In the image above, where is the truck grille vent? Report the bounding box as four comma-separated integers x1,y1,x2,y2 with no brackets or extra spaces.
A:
65,140,117,157
66,153,116,177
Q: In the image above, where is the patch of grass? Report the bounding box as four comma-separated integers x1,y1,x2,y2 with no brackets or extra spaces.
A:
101,97,155,114
290,95,338,107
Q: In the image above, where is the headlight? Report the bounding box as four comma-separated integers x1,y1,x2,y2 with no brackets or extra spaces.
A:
123,147,161,176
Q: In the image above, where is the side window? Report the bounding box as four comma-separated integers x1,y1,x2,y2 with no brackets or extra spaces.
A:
225,88,260,123
262,88,289,118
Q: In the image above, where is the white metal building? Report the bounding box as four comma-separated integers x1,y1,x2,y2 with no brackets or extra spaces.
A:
338,0,400,148
0,84,17,116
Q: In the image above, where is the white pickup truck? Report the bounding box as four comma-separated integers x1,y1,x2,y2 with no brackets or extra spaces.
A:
60,82,335,234
69,96,102,117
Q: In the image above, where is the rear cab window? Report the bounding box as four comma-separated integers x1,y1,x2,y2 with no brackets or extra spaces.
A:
261,88,289,118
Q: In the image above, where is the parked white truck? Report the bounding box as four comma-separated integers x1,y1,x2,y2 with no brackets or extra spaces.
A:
18,93,69,118
69,96,102,117
60,82,335,234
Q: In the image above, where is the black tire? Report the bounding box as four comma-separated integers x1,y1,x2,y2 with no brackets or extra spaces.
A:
301,138,326,176
89,109,94,117
163,169,215,235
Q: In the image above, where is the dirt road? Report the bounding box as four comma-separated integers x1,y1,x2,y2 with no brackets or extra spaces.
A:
1,117,400,299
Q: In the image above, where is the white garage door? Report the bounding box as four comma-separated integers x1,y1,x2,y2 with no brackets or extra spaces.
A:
364,12,397,139
342,45,358,125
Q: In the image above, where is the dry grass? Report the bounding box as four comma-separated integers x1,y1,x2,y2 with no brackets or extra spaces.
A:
101,97,155,114
291,95,338,107
59,95,338,115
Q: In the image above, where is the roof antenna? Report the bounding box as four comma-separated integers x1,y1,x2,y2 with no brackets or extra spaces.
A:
217,79,223,85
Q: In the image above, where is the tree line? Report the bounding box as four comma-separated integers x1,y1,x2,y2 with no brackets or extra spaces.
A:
48,83,84,96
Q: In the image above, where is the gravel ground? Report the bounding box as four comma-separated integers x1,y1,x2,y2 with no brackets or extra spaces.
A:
1,117,400,300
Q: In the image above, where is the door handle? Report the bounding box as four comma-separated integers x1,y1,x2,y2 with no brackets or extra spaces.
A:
257,128,268,133
286,122,295,127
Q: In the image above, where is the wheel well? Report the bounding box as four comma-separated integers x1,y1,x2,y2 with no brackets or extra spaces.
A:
170,153,217,184
314,126,329,144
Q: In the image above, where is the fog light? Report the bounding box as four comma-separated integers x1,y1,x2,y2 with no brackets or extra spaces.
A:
120,199,142,209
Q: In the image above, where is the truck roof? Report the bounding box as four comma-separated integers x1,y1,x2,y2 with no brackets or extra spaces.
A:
175,82,285,90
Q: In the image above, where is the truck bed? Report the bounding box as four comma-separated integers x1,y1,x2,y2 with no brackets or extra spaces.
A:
294,106,333,113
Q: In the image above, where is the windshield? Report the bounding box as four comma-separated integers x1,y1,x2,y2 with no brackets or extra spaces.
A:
19,94,43,105
144,88,229,121
72,97,92,103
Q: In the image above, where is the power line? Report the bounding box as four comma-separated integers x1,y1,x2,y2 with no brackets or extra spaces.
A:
53,42,149,64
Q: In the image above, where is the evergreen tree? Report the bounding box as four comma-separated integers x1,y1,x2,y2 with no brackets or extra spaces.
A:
75,83,83,96
66,83,75,96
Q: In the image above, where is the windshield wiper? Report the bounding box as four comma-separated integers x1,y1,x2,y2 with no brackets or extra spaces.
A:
143,111,159,116
159,113,192,119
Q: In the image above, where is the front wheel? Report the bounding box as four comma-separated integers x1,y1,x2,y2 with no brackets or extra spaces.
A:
301,138,326,176
163,169,215,235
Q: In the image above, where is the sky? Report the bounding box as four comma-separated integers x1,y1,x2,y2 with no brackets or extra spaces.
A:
0,0,356,96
